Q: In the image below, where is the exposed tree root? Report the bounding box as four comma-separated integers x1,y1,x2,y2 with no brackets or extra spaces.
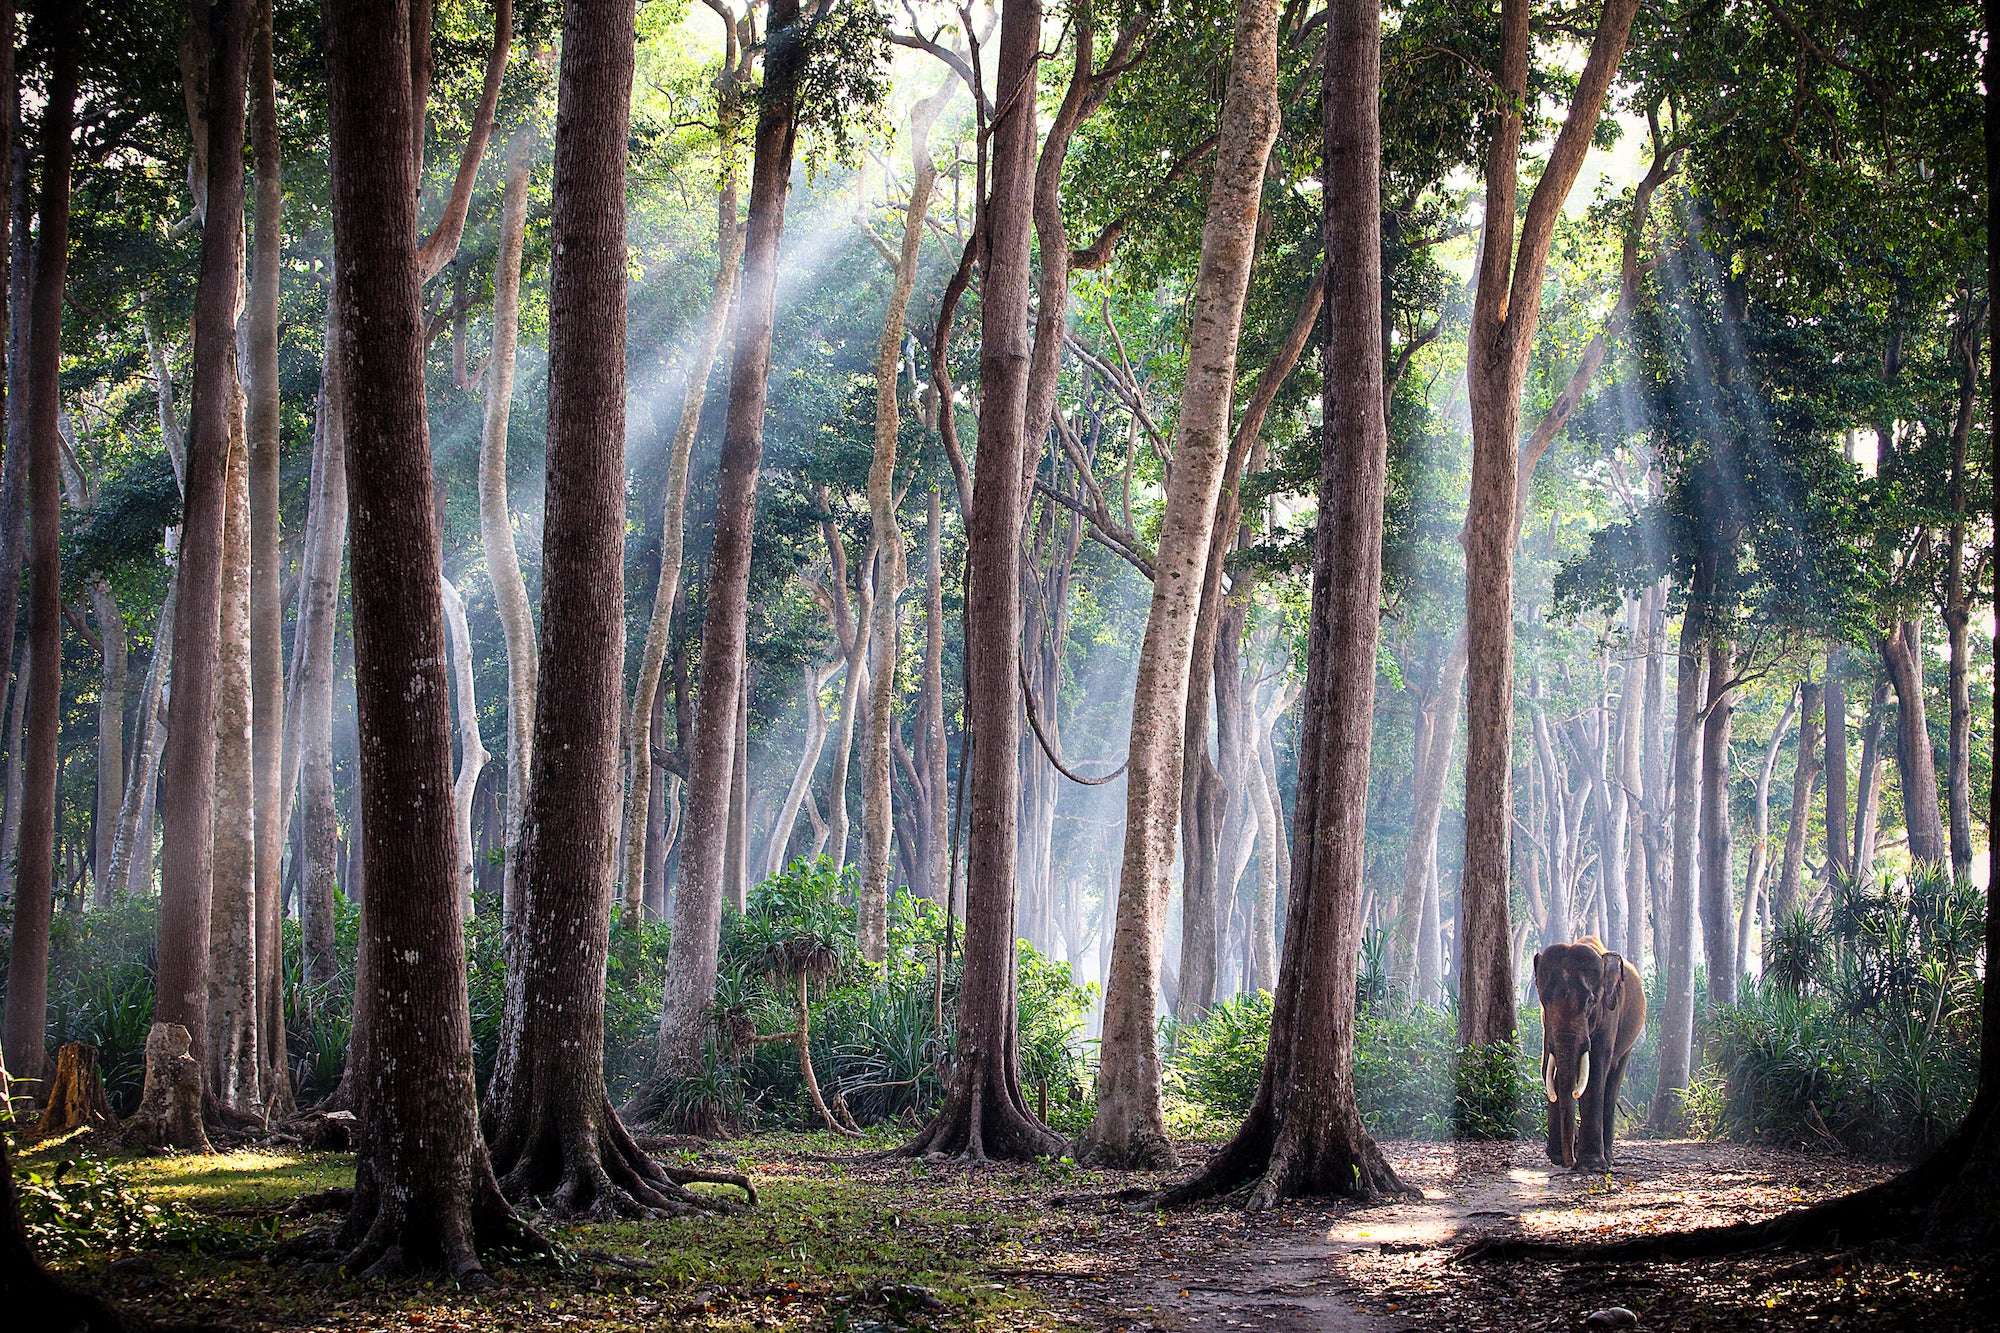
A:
897,1059,1067,1163
1462,1110,1996,1262
486,1087,754,1219
327,1156,553,1287
1156,1101,1414,1211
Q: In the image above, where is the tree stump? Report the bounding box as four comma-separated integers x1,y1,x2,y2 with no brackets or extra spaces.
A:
121,1024,212,1153
32,1042,117,1138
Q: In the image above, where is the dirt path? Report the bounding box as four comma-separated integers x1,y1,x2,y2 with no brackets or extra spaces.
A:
1012,1139,1898,1333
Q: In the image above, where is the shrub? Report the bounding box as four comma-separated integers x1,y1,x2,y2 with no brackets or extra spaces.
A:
9,1151,216,1259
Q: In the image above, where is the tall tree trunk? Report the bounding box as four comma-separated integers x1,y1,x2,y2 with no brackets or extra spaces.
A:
484,0,721,1215
1699,636,1736,1005
108,568,175,898
900,0,1066,1163
1162,0,1405,1207
440,576,488,915
1774,681,1822,922
725,668,751,910
619,129,741,920
920,486,948,902
1651,609,1706,1129
1458,0,1641,1056
1616,597,1646,965
246,0,286,1100
1391,636,1465,988
1823,645,1850,881
209,417,261,1114
88,581,125,905
859,80,955,961
323,0,543,1277
0,8,75,1094
1077,0,1279,1167
764,659,837,881
1942,312,1980,881
1638,580,1670,974
650,0,807,1085
1853,677,1890,876
1739,684,1797,981
293,308,347,989
156,0,250,1076
478,125,538,922
1881,619,1947,867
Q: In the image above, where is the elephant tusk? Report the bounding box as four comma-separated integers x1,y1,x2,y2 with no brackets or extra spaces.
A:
1543,1052,1557,1104
1575,1051,1590,1098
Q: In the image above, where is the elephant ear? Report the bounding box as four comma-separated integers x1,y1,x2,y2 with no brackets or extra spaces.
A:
1531,950,1547,1002
1598,953,1627,1010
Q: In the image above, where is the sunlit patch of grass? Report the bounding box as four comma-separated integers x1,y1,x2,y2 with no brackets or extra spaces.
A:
118,1149,353,1210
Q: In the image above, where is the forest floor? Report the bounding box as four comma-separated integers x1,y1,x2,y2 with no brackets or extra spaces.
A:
26,1127,1995,1332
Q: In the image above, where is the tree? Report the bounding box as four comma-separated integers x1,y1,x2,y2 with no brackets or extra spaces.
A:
0,0,77,1096
898,0,1066,1163
1160,0,1406,1209
1458,0,1641,1054
652,0,811,1086
1078,0,1282,1170
321,0,544,1279
482,0,736,1219
153,0,251,1089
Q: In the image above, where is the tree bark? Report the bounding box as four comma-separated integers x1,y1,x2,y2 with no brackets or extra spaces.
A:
156,0,250,1078
477,125,538,921
292,307,347,989
1853,676,1890,875
650,0,807,1086
1458,0,1641,1055
1077,0,1279,1167
324,0,543,1279
1823,645,1850,880
920,486,948,902
619,118,741,920
1699,635,1736,1005
245,0,286,1100
1881,619,1947,867
859,80,955,964
1161,0,1405,1208
1651,608,1705,1129
0,7,76,1095
441,576,488,915
208,417,261,1113
483,0,724,1216
1942,311,1980,881
899,0,1066,1164
1774,681,1822,922
88,580,126,905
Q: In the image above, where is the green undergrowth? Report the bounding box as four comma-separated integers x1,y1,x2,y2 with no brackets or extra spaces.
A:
27,1131,1071,1332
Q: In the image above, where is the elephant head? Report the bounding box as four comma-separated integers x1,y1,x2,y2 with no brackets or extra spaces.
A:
1533,941,1628,1168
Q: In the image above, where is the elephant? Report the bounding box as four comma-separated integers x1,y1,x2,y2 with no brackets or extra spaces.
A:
1533,936,1645,1172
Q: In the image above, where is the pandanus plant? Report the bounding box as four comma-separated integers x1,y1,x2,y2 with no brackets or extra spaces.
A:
733,857,864,1137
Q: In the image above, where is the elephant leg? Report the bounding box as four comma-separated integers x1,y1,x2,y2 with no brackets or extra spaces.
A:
1546,1098,1564,1167
1576,1044,1611,1170
1599,1056,1628,1167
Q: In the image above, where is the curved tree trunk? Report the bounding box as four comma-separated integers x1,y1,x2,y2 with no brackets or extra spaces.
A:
477,124,538,922
1738,684,1797,979
1076,0,1280,1169
764,659,838,881
619,142,741,920
0,14,76,1095
1823,645,1850,882
323,0,543,1279
1852,676,1889,875
107,567,174,899
859,81,954,964
898,0,1067,1164
1161,0,1404,1208
649,0,808,1088
1458,0,1641,1056
920,487,949,902
441,576,488,916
